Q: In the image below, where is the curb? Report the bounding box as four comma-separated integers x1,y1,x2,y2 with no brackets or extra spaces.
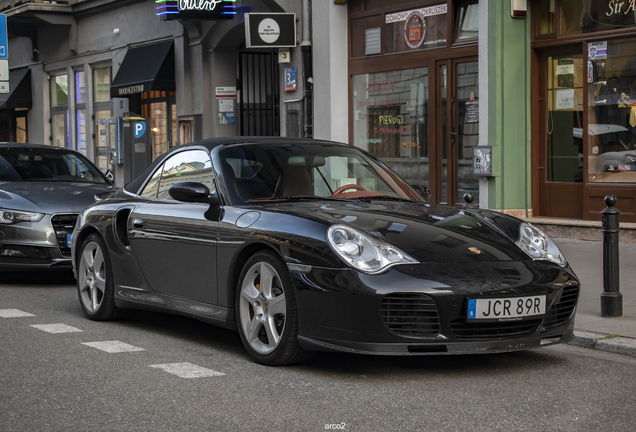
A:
568,330,636,358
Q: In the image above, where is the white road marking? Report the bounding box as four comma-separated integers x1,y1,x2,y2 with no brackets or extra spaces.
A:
0,309,35,318
82,341,145,353
149,362,226,378
30,323,83,334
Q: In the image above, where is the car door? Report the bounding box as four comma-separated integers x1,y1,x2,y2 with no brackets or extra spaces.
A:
129,149,219,305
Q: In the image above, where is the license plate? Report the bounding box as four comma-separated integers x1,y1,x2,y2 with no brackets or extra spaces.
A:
467,295,546,320
67,234,72,247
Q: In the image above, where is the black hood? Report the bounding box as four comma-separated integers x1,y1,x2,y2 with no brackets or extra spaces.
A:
0,181,115,215
258,201,529,263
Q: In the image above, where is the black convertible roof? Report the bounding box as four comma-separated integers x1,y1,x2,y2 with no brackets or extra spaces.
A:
124,136,348,194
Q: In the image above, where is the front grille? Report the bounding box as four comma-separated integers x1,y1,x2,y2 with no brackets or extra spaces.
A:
451,318,542,340
381,293,440,337
543,286,579,329
50,214,78,258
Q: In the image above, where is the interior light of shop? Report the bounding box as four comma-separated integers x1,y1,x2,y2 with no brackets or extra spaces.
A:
152,127,159,132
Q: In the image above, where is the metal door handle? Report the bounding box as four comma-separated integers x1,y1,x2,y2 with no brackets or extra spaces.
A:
132,218,144,229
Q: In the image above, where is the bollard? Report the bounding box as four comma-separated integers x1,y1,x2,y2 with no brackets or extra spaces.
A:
601,195,623,318
462,193,477,209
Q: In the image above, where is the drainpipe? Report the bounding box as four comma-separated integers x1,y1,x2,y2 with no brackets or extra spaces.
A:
302,0,313,138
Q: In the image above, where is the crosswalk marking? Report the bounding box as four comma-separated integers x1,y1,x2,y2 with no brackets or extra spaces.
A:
149,362,226,378
30,323,83,334
82,341,145,353
0,309,35,318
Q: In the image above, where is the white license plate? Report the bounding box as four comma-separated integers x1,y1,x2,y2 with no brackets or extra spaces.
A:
467,295,546,320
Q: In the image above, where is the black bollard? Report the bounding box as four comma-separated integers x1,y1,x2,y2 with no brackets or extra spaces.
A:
601,195,623,317
462,193,477,209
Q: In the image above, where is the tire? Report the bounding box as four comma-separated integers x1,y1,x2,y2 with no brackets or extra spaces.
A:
236,251,313,366
77,233,121,321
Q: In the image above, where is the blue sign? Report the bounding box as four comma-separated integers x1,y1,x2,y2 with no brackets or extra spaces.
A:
0,15,7,59
284,67,296,91
134,122,146,138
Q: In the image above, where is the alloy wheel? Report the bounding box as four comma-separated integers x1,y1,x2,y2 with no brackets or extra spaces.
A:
78,241,107,313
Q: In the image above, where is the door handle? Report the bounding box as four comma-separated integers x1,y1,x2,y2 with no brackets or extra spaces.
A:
132,218,144,229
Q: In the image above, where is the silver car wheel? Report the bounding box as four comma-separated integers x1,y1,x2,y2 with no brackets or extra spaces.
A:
78,241,107,313
239,261,287,354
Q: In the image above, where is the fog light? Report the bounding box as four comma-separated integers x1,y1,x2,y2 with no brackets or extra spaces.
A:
1,248,25,257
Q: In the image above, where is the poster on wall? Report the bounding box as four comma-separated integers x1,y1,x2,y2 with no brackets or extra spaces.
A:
385,4,447,54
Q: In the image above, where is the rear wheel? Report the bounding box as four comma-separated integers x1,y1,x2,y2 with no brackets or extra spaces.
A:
236,251,312,365
77,233,120,320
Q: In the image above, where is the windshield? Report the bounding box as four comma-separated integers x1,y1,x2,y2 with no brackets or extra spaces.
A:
0,147,107,184
219,143,425,204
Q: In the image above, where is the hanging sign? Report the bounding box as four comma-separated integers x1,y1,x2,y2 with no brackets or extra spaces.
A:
245,13,297,48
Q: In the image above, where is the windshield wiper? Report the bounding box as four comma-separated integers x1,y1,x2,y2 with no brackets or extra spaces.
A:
246,195,352,203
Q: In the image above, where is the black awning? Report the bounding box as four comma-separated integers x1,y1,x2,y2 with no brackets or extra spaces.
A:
0,69,32,109
110,40,175,98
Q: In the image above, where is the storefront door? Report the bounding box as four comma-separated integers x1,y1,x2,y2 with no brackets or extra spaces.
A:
439,57,479,206
537,47,584,218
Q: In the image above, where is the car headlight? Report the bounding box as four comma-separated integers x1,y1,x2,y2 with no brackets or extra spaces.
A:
516,223,566,266
0,209,45,224
327,224,418,273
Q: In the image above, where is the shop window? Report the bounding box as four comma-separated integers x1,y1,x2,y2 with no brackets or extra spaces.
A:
141,91,177,160
15,109,27,143
75,71,87,156
588,37,636,184
455,1,479,42
50,73,69,148
560,0,636,36
352,68,429,187
93,67,112,171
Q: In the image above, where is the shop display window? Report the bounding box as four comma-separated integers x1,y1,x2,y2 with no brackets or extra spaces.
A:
560,0,636,36
352,68,429,187
588,37,636,183
142,91,177,160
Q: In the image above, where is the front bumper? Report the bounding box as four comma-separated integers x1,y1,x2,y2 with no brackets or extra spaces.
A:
0,214,77,271
292,260,579,355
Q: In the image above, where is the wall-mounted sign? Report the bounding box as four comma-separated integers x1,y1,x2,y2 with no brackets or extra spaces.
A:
219,99,234,112
245,13,296,48
278,48,291,63
216,86,236,98
157,0,236,21
284,67,296,91
473,146,492,177
385,4,447,54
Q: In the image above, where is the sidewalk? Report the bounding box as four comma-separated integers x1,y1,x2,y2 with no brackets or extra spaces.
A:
554,238,636,356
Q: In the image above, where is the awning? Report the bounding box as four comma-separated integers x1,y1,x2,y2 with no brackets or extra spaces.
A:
110,40,175,98
0,69,32,109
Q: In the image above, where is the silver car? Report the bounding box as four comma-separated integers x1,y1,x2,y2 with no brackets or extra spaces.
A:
0,143,113,272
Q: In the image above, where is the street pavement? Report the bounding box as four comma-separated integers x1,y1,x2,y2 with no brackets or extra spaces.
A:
554,238,636,356
1,272,636,431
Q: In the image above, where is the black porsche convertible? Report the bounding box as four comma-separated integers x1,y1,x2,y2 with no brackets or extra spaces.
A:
71,137,579,365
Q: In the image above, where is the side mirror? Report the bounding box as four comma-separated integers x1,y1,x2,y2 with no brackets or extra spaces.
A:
169,182,219,205
411,184,431,200
105,169,114,184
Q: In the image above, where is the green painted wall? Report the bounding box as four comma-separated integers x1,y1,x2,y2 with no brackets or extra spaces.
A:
487,0,532,212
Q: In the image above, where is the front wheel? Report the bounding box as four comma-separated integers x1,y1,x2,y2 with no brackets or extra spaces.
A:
77,233,121,321
236,251,312,366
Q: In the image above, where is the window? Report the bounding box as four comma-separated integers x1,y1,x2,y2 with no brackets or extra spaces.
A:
142,91,177,161
351,68,429,189
75,71,87,156
587,37,636,183
140,167,163,198
455,2,479,41
15,109,27,143
560,0,636,36
50,74,69,148
93,67,112,171
156,150,214,200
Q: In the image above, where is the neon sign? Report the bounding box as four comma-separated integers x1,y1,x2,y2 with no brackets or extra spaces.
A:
156,0,236,19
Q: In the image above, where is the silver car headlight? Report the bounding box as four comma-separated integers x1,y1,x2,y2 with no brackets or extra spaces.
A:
327,224,418,274
516,223,566,267
0,209,45,224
